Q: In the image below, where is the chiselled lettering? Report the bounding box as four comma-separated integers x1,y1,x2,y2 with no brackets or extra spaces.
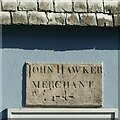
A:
26,63,102,106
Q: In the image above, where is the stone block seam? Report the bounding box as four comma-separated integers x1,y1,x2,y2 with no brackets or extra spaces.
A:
0,0,120,26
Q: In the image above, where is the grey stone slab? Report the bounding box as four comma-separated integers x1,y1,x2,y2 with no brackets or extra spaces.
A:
18,0,37,11
28,11,48,25
88,0,103,12
97,13,113,27
54,0,72,12
26,63,102,107
12,11,27,24
114,14,120,26
38,0,53,11
47,13,66,25
2,0,17,11
104,0,119,14
80,13,97,26
66,13,80,25
0,11,11,24
73,0,87,12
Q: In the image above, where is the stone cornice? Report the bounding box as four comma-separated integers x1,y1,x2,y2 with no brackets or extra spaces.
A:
0,0,120,27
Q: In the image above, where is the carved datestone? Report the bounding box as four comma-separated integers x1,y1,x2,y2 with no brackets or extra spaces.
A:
26,63,102,107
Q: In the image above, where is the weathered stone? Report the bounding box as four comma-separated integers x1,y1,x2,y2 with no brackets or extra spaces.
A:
47,13,66,25
55,0,72,12
28,11,48,25
74,0,87,12
18,0,37,11
0,11,11,24
114,14,120,26
0,2,1,11
80,13,97,26
38,0,53,11
104,0,119,14
26,63,102,107
2,0,17,11
12,11,27,24
88,0,103,12
66,13,80,25
118,1,120,13
97,13,113,27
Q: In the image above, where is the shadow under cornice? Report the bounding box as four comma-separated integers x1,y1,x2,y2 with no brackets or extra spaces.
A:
2,25,119,50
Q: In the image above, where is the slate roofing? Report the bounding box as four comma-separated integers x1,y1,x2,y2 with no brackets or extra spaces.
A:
0,0,120,27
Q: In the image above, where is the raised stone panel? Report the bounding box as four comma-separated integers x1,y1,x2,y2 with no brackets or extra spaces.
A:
38,0,53,12
47,13,66,25
0,11,11,24
73,0,87,12
12,11,27,24
88,0,103,12
26,63,102,107
18,0,37,11
28,11,48,25
66,13,80,25
104,0,119,14
2,0,17,11
97,13,113,27
80,13,97,26
114,14,120,26
54,0,72,12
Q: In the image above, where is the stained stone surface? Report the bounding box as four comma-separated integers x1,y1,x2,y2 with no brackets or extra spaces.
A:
26,63,102,107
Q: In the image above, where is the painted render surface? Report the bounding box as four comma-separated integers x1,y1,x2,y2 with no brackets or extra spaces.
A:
1,26,119,119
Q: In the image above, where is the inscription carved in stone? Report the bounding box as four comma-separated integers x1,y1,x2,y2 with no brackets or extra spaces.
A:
26,63,102,107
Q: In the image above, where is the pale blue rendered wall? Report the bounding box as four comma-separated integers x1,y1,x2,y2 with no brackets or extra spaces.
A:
1,26,118,118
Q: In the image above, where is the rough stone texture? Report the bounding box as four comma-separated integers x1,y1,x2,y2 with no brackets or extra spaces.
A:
97,13,113,27
74,0,87,12
66,13,80,25
88,0,103,12
119,1,120,13
26,63,102,107
114,14,120,26
38,0,53,11
2,0,17,11
47,13,66,25
0,0,119,26
28,11,48,25
12,11,27,24
18,0,37,11
80,13,97,26
104,0,119,14
0,11,11,24
0,2,1,11
54,0,72,12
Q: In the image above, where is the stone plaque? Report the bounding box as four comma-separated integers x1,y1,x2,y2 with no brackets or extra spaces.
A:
26,63,102,107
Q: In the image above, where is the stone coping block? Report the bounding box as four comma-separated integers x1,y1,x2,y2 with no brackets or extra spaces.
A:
18,0,37,11
80,13,97,26
54,0,72,12
0,11,11,24
2,0,17,11
0,0,119,26
74,0,87,12
12,11,27,24
47,13,66,25
104,0,119,14
28,11,48,25
88,0,103,12
114,14,120,26
97,13,113,27
38,0,53,12
66,13,80,25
